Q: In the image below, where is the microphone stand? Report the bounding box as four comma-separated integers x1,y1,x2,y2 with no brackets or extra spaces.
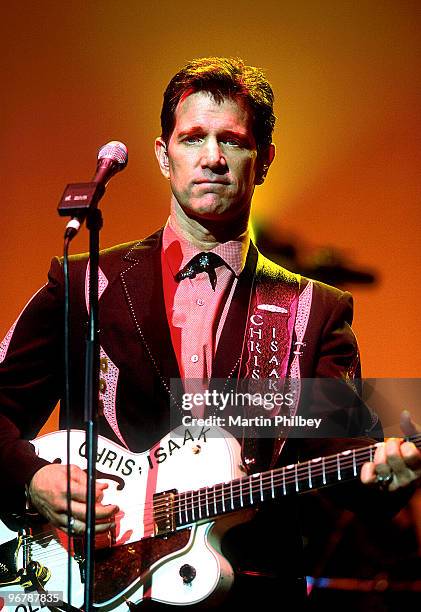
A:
58,142,127,610
58,182,106,611
83,206,103,611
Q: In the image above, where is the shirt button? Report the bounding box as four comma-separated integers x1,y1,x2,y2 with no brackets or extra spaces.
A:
196,298,205,306
191,354,199,363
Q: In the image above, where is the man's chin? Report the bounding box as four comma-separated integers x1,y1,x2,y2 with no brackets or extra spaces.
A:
181,196,245,222
182,203,229,222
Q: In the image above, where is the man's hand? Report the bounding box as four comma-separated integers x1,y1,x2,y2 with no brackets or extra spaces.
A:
360,410,421,492
28,463,118,533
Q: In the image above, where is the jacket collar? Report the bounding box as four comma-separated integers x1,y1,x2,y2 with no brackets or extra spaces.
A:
122,229,163,263
120,228,181,385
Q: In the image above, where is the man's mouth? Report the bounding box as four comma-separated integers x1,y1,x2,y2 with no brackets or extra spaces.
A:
194,179,229,185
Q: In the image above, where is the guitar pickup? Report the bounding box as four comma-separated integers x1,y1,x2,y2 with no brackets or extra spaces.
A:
153,489,177,536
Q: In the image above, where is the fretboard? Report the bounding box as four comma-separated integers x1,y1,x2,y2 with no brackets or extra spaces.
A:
173,434,421,529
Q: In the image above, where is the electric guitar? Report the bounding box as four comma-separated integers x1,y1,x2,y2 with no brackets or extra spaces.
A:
0,427,419,611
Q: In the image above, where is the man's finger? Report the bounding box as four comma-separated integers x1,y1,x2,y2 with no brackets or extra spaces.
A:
94,502,119,520
401,441,421,470
400,410,421,437
56,507,118,534
65,477,109,503
64,500,118,521
360,461,378,484
383,438,406,475
69,464,88,483
65,482,88,503
58,516,114,535
95,481,109,502
372,441,386,465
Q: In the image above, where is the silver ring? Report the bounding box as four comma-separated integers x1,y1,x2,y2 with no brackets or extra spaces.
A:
68,516,75,529
376,473,393,488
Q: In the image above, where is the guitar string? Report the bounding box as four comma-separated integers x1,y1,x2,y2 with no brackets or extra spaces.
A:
135,434,421,519
24,434,421,536
23,445,417,558
24,433,421,549
20,440,415,569
23,449,370,549
131,433,421,518
32,433,421,530
156,453,416,520
20,458,414,568
22,435,421,553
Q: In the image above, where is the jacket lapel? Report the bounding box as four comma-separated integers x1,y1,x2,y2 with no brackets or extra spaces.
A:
120,229,181,384
120,233,258,389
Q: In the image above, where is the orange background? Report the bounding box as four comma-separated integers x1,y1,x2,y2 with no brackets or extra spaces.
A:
1,1,420,386
1,2,421,598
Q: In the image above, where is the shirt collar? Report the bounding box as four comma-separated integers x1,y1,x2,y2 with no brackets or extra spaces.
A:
162,216,250,278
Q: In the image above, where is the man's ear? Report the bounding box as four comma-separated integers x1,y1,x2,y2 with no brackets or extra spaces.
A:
155,137,170,179
255,143,275,185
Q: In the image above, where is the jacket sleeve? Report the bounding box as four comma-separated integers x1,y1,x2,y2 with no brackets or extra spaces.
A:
314,290,360,379
297,287,379,438
297,286,413,516
0,257,64,508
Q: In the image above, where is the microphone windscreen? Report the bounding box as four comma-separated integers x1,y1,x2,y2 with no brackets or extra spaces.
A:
97,141,128,165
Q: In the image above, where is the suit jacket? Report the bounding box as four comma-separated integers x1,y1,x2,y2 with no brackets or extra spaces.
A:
0,228,381,580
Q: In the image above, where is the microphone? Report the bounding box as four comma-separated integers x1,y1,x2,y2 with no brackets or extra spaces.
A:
59,141,128,239
92,140,128,186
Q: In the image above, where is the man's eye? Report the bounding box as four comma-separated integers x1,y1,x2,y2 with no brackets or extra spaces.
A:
184,136,203,144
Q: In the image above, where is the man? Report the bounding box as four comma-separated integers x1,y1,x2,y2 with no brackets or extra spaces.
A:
0,57,420,609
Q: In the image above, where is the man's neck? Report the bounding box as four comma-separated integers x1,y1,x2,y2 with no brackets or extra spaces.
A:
170,199,250,249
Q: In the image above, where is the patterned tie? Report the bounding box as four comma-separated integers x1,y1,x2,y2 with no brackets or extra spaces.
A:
175,252,225,290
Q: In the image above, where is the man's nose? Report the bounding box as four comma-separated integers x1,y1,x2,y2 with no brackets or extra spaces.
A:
200,138,226,170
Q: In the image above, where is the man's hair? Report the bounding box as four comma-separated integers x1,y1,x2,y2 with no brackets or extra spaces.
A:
160,57,275,149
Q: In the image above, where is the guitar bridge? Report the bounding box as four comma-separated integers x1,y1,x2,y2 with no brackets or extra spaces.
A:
153,489,177,536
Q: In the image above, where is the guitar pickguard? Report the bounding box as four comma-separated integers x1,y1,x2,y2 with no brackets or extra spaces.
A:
94,528,192,603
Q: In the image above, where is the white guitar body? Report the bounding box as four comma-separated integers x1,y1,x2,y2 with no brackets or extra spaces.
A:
0,427,251,610
3,428,419,610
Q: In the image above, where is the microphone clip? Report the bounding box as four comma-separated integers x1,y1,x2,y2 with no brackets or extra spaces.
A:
58,181,105,218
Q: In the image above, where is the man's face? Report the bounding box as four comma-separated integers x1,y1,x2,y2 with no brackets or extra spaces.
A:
155,91,273,222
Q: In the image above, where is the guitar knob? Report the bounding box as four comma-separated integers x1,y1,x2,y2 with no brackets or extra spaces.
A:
179,563,197,584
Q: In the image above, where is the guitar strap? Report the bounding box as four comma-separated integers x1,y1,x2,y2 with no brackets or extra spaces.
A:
239,254,301,472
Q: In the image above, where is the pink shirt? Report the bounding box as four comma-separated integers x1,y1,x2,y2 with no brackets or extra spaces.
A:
161,217,249,413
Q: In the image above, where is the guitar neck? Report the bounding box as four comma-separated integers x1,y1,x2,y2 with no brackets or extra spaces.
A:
172,434,421,529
